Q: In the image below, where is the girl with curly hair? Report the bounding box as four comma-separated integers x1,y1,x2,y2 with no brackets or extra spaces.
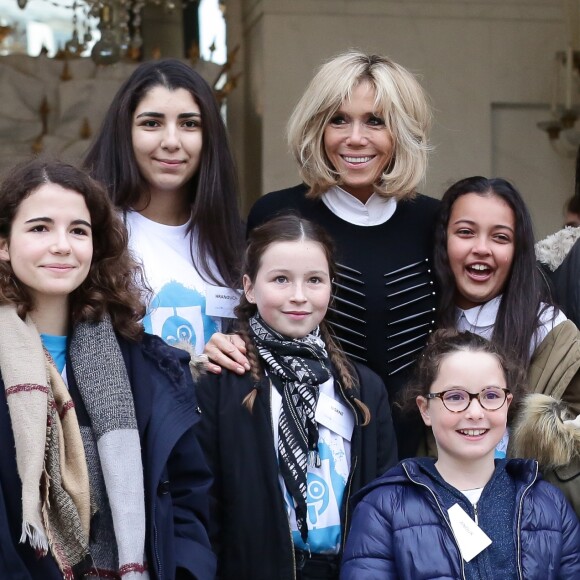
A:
0,159,215,579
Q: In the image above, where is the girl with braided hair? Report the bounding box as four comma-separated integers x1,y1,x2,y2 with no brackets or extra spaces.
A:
195,214,396,580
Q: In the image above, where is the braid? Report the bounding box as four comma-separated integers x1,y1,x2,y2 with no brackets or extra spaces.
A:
319,322,371,426
237,319,264,412
319,322,355,389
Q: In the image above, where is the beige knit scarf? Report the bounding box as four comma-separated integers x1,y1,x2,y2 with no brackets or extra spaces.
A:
0,304,90,578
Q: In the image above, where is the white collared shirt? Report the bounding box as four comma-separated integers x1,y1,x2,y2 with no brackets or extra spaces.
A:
455,296,502,341
321,185,397,226
456,295,566,358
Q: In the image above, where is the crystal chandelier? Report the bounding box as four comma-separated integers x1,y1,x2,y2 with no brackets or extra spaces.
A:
16,0,197,65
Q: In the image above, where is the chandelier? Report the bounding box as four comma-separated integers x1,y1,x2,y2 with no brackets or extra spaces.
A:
15,0,199,65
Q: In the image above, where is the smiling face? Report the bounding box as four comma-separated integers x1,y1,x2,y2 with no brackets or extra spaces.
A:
243,240,332,338
416,350,512,470
323,81,393,203
446,193,516,310
0,183,93,313
132,85,203,202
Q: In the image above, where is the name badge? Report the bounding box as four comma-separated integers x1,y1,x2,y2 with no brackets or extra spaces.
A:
206,286,242,318
447,503,492,562
315,391,355,441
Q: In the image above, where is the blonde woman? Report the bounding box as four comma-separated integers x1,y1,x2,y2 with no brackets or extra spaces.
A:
206,51,438,458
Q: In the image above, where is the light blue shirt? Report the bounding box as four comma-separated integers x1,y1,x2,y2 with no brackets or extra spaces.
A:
40,333,67,374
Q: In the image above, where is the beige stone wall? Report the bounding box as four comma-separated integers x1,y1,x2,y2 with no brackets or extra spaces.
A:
228,0,575,238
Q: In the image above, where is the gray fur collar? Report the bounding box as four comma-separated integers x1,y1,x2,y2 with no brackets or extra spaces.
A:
535,226,580,271
174,340,208,382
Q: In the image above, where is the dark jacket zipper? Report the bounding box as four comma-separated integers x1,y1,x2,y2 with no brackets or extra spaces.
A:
515,463,538,580
267,376,362,578
402,464,467,580
153,501,162,578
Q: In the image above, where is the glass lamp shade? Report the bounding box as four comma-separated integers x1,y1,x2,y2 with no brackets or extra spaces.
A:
91,29,121,64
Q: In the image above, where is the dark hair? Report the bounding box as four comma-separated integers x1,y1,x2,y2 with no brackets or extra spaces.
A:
565,195,580,216
83,58,243,287
0,159,145,339
236,214,369,423
434,176,551,368
401,329,526,418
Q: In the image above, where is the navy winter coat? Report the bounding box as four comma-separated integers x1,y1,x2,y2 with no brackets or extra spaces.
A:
0,333,216,580
341,458,580,580
196,361,397,579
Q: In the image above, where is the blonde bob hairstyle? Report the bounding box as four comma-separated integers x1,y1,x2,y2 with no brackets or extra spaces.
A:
287,50,432,200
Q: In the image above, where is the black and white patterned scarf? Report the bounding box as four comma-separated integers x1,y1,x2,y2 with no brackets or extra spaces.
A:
248,314,331,542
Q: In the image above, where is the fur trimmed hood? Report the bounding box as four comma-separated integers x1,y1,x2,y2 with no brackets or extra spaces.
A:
510,393,580,469
174,340,208,382
535,226,580,272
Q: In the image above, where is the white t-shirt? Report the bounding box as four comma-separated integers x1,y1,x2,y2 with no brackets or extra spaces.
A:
125,210,222,353
461,487,484,506
271,376,352,554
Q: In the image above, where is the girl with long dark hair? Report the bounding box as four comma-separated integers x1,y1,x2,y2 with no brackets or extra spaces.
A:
433,176,579,410
84,59,243,353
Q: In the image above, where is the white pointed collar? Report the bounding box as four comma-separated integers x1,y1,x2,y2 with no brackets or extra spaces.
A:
456,295,503,329
321,185,397,226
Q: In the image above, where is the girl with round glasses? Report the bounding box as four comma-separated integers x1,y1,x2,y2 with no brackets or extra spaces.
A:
341,330,580,580
425,385,510,412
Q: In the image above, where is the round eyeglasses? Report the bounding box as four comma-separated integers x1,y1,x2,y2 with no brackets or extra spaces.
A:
425,387,511,412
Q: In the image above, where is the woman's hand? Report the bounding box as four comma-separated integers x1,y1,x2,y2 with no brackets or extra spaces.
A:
204,333,250,375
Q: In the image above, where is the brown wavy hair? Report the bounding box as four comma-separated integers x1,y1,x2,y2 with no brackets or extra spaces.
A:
235,214,370,424
400,329,526,420
0,159,145,340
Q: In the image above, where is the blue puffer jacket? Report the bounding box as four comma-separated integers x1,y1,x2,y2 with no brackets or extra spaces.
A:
341,458,580,579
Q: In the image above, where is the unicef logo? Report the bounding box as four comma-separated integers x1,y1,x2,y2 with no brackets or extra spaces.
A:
162,315,195,344
307,473,329,525
143,282,218,352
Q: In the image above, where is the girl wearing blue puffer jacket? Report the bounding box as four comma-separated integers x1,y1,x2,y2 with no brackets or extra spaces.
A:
341,330,580,580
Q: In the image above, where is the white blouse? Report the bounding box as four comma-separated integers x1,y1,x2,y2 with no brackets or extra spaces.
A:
321,185,397,226
456,295,567,358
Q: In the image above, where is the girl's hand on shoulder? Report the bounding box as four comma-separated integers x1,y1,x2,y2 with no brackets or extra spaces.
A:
204,333,250,375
